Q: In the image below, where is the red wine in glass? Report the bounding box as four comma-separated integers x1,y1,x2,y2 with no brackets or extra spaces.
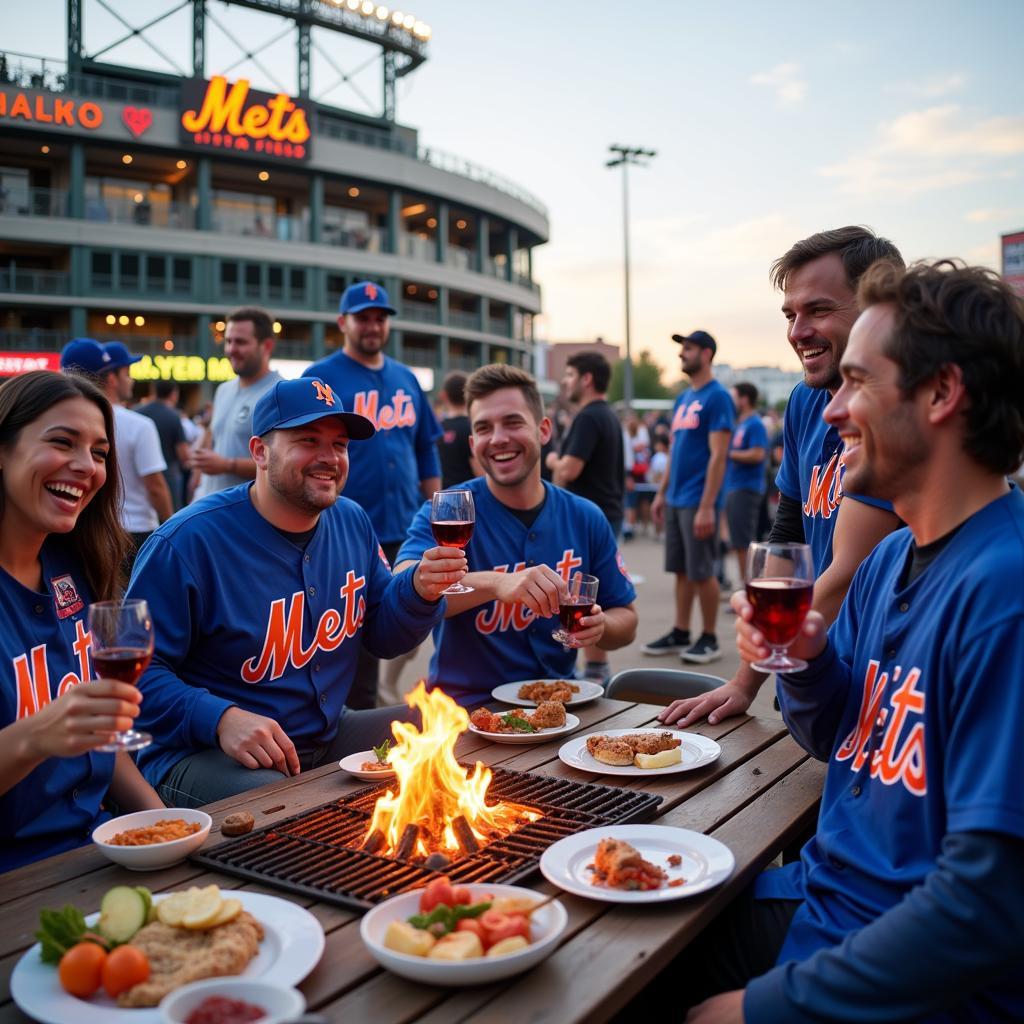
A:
87,598,155,752
91,648,153,684
431,520,474,549
552,572,599,650
746,579,813,647
558,600,591,636
430,489,475,594
745,542,814,672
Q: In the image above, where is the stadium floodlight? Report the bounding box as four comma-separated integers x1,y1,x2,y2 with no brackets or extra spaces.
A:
376,6,389,20
606,145,657,410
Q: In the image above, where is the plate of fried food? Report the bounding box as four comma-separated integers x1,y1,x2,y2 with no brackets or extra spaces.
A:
540,824,735,903
491,678,604,708
11,883,325,1023
558,728,721,775
468,703,581,745
339,739,397,781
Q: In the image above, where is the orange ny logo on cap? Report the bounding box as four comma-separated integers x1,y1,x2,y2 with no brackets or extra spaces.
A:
365,283,378,300
311,381,335,406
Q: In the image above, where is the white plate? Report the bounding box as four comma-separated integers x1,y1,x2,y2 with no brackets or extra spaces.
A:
339,750,397,781
468,712,580,745
11,891,325,1024
491,679,605,708
361,882,567,986
540,824,735,903
558,727,721,776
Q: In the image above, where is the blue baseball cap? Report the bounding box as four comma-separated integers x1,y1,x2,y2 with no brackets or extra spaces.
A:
252,377,375,440
103,341,143,371
60,338,114,376
339,280,396,315
671,330,717,355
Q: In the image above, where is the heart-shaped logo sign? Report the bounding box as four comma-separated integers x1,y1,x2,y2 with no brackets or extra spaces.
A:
122,106,153,137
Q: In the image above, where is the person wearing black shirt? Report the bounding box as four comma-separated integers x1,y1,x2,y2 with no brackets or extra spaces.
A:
436,371,481,489
546,351,625,684
136,380,191,511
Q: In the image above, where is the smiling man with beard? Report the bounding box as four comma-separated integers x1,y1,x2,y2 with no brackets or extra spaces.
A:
395,364,638,707
125,378,464,807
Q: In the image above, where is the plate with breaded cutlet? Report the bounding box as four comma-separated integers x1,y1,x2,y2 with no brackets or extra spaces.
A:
11,890,324,1023
558,728,721,776
491,679,604,708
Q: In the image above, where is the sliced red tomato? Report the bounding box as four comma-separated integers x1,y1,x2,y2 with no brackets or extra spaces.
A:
419,876,455,914
479,909,530,947
450,885,472,906
455,917,487,945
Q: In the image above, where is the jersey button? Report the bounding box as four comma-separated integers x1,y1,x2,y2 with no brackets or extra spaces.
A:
308,586,316,597
319,693,327,705
528,533,536,541
851,785,862,797
72,788,80,800
304,554,311,563
899,602,909,612
888,648,897,659
34,603,44,614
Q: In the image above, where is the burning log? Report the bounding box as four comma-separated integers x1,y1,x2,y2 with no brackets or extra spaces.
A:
362,828,386,854
453,815,480,855
395,824,420,860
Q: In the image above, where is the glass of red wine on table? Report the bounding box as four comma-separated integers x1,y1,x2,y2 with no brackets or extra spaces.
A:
430,488,475,595
87,598,155,752
745,541,814,673
552,571,599,651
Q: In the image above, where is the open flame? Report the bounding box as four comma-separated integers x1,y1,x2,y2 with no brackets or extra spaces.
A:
364,682,537,858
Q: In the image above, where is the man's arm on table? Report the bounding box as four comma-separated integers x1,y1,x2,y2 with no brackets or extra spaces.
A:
660,494,897,727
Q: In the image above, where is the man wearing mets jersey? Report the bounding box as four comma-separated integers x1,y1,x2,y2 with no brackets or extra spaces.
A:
396,364,638,706
663,227,905,729
126,378,464,807
686,261,1024,1022
303,280,442,709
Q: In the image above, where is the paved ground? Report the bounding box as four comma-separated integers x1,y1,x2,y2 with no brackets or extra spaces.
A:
384,525,781,720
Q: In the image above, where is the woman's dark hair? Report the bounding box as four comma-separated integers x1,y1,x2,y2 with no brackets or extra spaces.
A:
0,370,129,599
858,259,1024,476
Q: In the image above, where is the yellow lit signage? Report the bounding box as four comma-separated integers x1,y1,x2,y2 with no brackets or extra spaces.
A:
131,355,236,383
0,88,103,129
180,76,311,161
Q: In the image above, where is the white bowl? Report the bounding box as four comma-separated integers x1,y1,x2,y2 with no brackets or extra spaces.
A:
92,808,212,871
160,977,305,1024
360,882,568,986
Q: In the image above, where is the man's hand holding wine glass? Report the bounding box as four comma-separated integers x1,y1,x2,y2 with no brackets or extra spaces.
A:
731,590,827,668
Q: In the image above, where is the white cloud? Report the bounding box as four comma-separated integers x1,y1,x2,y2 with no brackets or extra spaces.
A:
893,72,968,99
819,104,1024,197
750,63,806,105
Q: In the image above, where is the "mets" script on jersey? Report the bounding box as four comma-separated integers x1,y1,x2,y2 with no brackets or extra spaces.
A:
13,621,92,718
352,389,417,431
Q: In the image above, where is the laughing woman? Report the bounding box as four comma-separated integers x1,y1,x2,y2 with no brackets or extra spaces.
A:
0,370,163,872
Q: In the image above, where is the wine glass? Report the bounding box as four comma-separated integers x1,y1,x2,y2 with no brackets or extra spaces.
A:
745,542,814,672
87,598,155,752
430,489,475,595
551,572,599,650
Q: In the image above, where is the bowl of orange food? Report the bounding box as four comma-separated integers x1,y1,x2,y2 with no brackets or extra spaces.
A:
92,808,212,871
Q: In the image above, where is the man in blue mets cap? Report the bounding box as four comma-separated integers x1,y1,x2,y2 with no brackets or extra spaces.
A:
303,281,443,708
127,376,466,807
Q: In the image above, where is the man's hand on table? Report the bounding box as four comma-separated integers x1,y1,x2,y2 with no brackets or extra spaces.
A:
412,545,469,602
492,564,565,619
685,989,745,1023
217,707,300,776
658,679,754,727
733,589,827,666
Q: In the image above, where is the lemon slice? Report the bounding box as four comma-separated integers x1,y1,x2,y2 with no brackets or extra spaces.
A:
205,897,242,928
180,885,226,930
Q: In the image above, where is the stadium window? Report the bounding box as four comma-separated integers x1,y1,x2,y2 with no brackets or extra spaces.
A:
244,263,262,299
119,253,140,290
289,267,306,300
91,251,113,289
146,255,166,292
172,258,192,294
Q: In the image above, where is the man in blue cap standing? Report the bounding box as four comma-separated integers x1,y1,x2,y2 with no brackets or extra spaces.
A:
303,281,442,708
60,338,172,566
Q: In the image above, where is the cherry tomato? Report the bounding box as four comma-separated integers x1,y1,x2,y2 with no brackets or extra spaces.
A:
479,909,530,947
101,944,150,997
450,886,472,906
455,917,487,945
58,941,108,998
419,876,455,914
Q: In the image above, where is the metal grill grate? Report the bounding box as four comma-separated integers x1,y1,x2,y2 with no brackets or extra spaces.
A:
192,765,662,910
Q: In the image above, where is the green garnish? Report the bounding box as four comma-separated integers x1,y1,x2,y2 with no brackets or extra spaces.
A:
372,739,392,764
407,900,491,936
501,713,536,733
36,905,88,964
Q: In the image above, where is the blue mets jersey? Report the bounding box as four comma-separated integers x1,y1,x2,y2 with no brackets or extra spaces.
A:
724,412,769,495
667,379,734,508
1,538,112,872
128,484,444,788
396,478,637,705
749,486,1024,1022
302,351,442,544
775,382,893,576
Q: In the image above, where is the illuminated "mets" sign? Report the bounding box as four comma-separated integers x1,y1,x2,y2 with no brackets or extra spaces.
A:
179,76,311,161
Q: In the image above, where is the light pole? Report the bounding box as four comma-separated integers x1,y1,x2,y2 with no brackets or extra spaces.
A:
606,144,655,410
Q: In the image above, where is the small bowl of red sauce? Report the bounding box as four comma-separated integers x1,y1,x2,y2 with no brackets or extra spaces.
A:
159,978,305,1024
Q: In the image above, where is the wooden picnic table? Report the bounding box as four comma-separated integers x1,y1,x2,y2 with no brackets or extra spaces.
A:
0,698,826,1023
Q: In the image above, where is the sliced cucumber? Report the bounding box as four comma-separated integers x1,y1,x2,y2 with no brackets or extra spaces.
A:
97,886,149,943
135,886,153,921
